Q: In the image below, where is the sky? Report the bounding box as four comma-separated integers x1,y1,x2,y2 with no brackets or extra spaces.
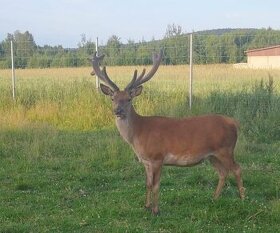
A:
1,0,280,48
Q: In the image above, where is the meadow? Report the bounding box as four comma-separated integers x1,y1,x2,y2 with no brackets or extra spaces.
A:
0,65,280,232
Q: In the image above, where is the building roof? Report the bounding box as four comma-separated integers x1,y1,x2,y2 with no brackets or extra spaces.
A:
245,45,280,56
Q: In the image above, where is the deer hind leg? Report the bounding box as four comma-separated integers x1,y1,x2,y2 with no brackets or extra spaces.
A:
209,156,229,199
231,162,245,199
212,149,245,199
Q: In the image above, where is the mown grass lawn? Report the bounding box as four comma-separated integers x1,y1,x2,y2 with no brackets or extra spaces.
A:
0,126,279,232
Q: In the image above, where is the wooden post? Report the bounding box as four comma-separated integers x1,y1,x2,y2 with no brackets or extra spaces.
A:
11,40,16,100
189,33,193,109
95,37,100,89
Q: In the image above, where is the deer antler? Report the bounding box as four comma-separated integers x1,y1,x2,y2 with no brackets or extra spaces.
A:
91,52,119,91
125,50,163,90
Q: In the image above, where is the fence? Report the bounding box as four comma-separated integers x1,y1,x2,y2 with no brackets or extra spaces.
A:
3,30,280,69
1,30,280,107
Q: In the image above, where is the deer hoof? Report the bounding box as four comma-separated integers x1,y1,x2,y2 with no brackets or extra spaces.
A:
144,205,151,211
152,208,160,216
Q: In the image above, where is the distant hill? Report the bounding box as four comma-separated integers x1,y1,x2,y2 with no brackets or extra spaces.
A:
195,28,259,35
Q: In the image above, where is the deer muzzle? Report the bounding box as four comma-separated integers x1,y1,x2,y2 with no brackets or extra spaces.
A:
114,108,126,119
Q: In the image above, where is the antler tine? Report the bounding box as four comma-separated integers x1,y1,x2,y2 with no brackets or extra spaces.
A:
136,69,146,83
125,69,146,90
91,52,105,78
102,67,119,91
125,70,138,91
91,52,119,91
126,50,163,90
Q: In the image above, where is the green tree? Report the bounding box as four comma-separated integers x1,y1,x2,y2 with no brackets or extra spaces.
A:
77,34,95,66
122,39,137,65
13,30,36,68
105,35,122,65
165,24,183,38
0,33,13,68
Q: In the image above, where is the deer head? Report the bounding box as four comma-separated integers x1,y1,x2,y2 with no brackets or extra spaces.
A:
90,50,163,119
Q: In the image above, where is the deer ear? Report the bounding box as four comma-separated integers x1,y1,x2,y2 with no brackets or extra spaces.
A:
130,86,143,98
100,83,114,96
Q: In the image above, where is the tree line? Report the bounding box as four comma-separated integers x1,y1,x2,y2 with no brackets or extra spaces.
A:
1,27,280,69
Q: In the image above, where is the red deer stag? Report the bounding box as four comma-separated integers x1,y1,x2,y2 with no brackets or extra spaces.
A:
90,50,245,215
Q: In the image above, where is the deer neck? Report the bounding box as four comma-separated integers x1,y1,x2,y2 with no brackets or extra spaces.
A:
115,106,139,145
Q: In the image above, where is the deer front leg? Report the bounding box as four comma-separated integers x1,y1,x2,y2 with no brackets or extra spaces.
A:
144,164,153,210
151,163,162,215
144,161,162,215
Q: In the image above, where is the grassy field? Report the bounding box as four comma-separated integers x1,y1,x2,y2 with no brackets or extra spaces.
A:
0,65,280,232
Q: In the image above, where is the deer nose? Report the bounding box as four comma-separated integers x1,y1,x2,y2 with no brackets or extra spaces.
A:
114,108,124,116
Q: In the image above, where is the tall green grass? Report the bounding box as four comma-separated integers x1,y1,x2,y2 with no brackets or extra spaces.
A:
1,65,279,127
